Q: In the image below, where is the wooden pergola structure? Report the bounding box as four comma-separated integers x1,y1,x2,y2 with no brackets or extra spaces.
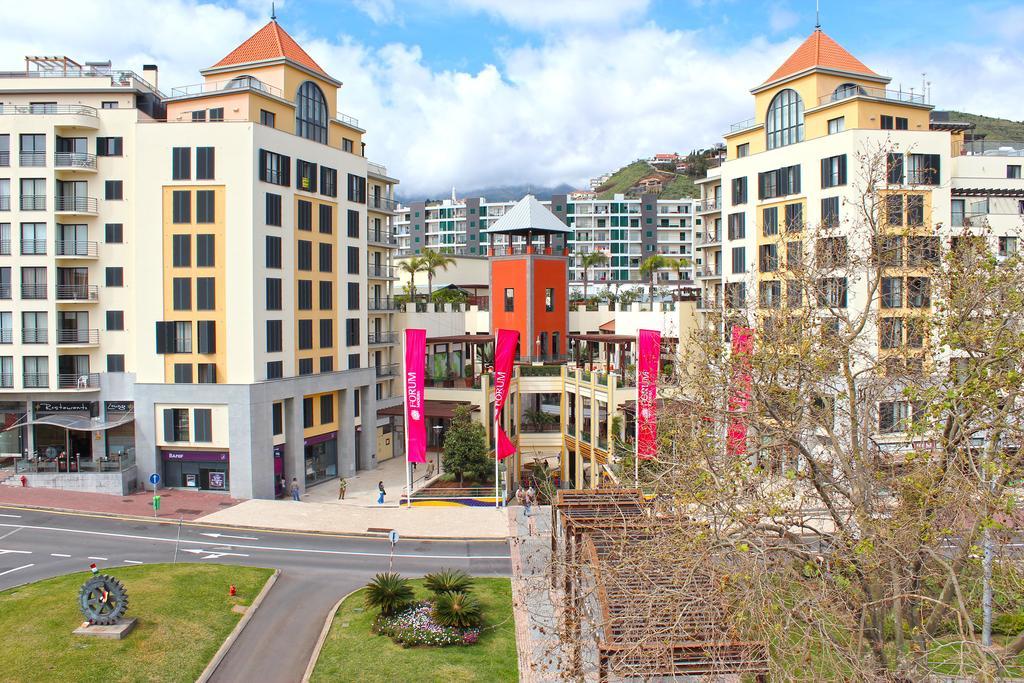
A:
552,489,769,681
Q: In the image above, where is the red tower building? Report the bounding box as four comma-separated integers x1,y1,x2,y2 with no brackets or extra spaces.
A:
484,196,571,361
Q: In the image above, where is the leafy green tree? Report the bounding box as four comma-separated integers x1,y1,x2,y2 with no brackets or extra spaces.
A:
398,257,425,303
430,288,469,306
441,405,490,484
580,251,609,300
420,248,457,302
639,254,669,303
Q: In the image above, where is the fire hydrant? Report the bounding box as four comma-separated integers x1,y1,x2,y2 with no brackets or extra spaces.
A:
19,475,27,487
229,584,236,597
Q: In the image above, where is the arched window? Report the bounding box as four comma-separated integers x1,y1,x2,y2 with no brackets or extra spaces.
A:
832,82,865,102
295,81,328,144
765,88,804,150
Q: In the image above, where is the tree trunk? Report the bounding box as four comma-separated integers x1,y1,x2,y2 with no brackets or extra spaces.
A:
427,272,433,305
583,269,588,300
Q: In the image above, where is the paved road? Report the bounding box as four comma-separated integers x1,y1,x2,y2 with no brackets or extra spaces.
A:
0,505,512,682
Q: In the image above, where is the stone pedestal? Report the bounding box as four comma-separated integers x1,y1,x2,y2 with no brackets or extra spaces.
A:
73,618,137,639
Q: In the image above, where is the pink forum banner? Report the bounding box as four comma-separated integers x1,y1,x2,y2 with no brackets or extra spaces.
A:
636,329,661,460
493,329,519,460
727,326,754,457
404,328,427,464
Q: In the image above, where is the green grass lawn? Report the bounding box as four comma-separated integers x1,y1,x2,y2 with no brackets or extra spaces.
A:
0,563,273,683
311,578,518,683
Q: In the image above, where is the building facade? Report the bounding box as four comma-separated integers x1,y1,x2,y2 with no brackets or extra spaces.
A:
0,21,399,499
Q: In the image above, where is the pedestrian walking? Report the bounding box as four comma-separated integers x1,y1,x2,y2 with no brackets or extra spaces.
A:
377,481,386,505
338,477,347,500
278,475,287,498
515,484,525,508
290,477,300,501
527,483,536,512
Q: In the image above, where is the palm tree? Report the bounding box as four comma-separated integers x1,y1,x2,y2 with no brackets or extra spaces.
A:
420,248,456,303
580,251,609,300
639,254,670,304
673,256,692,300
398,256,425,303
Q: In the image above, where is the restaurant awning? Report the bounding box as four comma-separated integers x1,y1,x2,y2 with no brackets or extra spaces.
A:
3,412,135,432
378,401,479,419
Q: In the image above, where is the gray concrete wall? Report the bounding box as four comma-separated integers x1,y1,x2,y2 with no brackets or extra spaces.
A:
9,467,137,495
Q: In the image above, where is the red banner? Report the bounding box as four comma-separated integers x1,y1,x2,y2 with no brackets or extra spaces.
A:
727,326,753,457
636,329,661,460
404,328,427,464
493,329,519,460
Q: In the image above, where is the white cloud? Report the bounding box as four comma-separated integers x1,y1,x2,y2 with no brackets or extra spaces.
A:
768,4,800,33
445,0,651,29
352,0,398,25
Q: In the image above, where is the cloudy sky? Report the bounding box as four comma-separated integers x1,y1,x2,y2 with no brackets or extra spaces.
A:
2,0,1021,197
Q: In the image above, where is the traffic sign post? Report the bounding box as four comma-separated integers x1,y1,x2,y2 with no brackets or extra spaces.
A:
152,494,161,517
149,473,160,492
388,530,399,571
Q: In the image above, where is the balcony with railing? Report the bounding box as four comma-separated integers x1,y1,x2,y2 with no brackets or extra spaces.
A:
56,284,98,301
697,197,722,213
54,152,97,171
0,284,9,299
0,151,8,167
337,112,360,129
369,195,400,212
21,283,47,299
0,196,8,211
367,161,389,177
0,373,10,388
56,240,98,258
375,363,399,378
368,331,398,345
367,228,397,246
367,262,397,279
960,140,1024,157
697,294,723,310
0,328,11,344
367,297,400,311
57,328,99,345
20,195,46,211
170,75,282,99
20,239,46,255
818,86,927,107
728,116,758,133
23,372,48,389
20,151,46,167
54,195,98,215
696,265,722,279
699,230,722,246
22,328,47,344
58,372,99,390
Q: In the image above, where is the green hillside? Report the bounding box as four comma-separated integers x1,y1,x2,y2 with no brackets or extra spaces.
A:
948,111,1024,141
595,160,699,200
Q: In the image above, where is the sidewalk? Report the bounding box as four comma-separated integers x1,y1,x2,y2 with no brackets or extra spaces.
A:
0,481,238,521
196,497,509,538
301,452,440,507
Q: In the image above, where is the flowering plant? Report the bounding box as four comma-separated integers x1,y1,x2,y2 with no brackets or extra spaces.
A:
374,601,482,648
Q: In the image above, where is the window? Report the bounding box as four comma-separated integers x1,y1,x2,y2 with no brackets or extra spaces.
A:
172,147,191,180
298,280,313,310
895,117,908,130
347,174,366,203
196,147,215,180
164,408,190,441
727,212,745,239
906,195,924,227
999,236,1019,257
886,153,904,184
321,166,338,197
319,204,333,234
879,400,912,433
880,317,903,349
875,235,903,267
1008,165,1022,180
298,320,313,350
827,117,845,134
105,223,123,243
21,266,46,299
266,278,282,310
784,203,803,233
759,280,781,309
23,356,48,388
193,408,212,442
173,363,193,384
881,277,903,308
736,143,749,158
545,287,555,312
196,190,215,223
196,277,215,310
209,107,224,122
762,206,778,236
272,403,284,435
197,363,216,384
22,311,46,343
907,277,930,308
758,165,801,200
319,319,333,348
758,243,778,272
172,277,191,310
342,138,354,153
886,195,904,226
906,318,924,348
105,267,123,287
345,318,360,346
265,193,282,226
821,154,847,188
266,236,282,268
106,310,124,330
266,361,283,379
266,320,283,352
101,101,118,109
504,288,515,312
765,88,804,149
297,240,312,271
320,395,334,423
725,282,745,308
260,109,276,127
880,115,894,130
107,354,125,372
96,137,123,157
821,196,839,228
817,277,848,308
20,222,45,254
258,149,290,186
347,209,360,238
786,241,802,270
322,281,334,310
347,247,359,275
297,200,312,231
347,283,359,311
195,234,215,267
303,398,314,428
731,246,746,274
907,154,940,185
816,237,847,269
104,180,123,200
319,243,332,273
786,280,802,308
192,110,206,122
172,234,191,267
908,236,940,266
172,190,191,223
296,81,328,144
731,177,747,204
296,159,318,193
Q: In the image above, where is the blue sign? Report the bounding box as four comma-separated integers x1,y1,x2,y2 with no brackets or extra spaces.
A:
389,530,400,545
149,473,161,486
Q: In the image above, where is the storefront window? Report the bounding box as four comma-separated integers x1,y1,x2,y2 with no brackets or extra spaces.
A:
304,438,337,486
161,450,229,490
0,405,25,457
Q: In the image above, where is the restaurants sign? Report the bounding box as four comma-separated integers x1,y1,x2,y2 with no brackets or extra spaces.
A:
34,401,94,414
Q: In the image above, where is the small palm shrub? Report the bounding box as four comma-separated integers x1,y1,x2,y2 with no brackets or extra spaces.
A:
365,572,414,616
433,590,483,628
423,569,473,596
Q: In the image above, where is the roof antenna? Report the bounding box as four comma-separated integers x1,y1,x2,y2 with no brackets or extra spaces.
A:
815,0,820,29
271,2,276,21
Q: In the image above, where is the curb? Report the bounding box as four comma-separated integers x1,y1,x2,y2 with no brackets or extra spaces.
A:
197,568,281,683
301,588,361,683
0,503,511,542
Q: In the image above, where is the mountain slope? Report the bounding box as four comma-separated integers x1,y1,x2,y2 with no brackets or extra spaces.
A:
947,111,1024,140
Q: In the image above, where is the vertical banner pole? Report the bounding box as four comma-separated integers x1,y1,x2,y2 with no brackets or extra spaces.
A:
403,336,411,510
494,329,501,510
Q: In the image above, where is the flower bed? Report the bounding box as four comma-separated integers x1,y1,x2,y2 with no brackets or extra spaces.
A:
374,601,481,647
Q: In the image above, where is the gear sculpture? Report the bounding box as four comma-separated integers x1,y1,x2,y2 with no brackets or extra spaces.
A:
78,564,129,625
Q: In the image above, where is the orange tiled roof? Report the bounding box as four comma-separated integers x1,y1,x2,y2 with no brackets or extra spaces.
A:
212,20,330,79
764,29,878,84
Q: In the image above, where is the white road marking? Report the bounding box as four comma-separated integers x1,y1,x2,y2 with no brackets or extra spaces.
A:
50,553,71,558
0,549,31,555
0,528,22,542
87,557,108,561
181,548,250,560
123,560,143,565
0,563,33,577
0,513,22,518
200,532,258,541
0,523,511,560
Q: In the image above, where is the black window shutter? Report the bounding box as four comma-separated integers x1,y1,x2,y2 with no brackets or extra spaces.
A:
310,163,318,193
793,165,801,194
839,155,847,184
282,156,291,186
757,173,765,200
779,168,789,196
821,158,828,188
198,321,215,353
163,409,174,442
258,150,267,182
156,321,169,353
927,154,940,185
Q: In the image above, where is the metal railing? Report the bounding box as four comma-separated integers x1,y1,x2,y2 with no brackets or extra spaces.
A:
697,198,721,212
0,67,154,92
367,161,388,176
367,297,400,311
699,231,722,245
57,328,99,344
369,195,400,211
0,329,10,344
170,75,282,98
20,239,46,255
56,284,98,301
960,141,1024,157
19,151,46,167
697,296,723,310
54,196,98,213
56,240,98,257
819,86,927,107
0,372,10,388
368,331,398,345
375,363,399,378
22,328,47,343
21,283,47,299
23,372,48,388
367,262,396,278
54,152,97,169
729,116,757,133
58,372,99,389
0,151,8,167
337,112,360,128
0,284,9,299
367,230,397,246
697,265,722,278
20,195,46,211
0,196,8,211
0,103,99,116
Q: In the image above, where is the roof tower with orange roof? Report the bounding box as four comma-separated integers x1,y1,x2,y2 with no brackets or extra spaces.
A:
204,20,338,84
759,28,887,88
